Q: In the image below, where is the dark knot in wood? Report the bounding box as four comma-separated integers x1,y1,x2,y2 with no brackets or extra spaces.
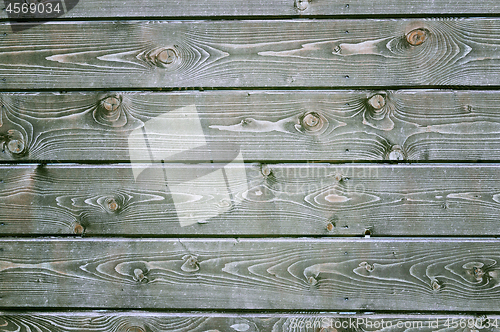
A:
102,96,121,112
156,47,179,67
406,28,428,46
4,129,26,155
105,197,119,212
73,223,84,235
386,145,405,161
367,94,386,111
295,0,309,11
300,112,324,133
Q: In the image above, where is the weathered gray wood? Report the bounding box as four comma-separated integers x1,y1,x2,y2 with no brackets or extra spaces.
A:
2,19,500,89
2,90,500,161
2,0,500,19
2,163,500,236
1,238,500,310
1,312,500,332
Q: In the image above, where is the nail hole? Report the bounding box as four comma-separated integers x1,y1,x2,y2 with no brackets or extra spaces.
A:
365,229,371,236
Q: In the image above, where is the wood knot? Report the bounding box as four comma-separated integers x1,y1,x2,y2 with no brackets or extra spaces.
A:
363,91,395,131
73,223,84,235
105,197,119,212
133,268,148,283
181,255,200,272
307,276,318,285
261,164,271,177
7,139,24,154
101,96,121,112
472,267,485,281
386,145,405,161
367,94,386,111
406,28,428,46
106,198,118,212
4,129,26,155
300,112,324,133
431,279,442,291
465,262,486,282
295,0,308,10
156,47,179,67
242,118,254,126
326,222,335,232
359,261,374,272
217,199,231,210
95,95,127,127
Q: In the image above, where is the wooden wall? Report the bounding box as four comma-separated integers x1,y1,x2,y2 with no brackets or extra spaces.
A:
1,0,500,331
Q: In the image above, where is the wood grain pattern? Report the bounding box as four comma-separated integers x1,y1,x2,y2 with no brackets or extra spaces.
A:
2,90,500,161
2,19,500,89
1,312,500,332
2,0,500,19
1,238,500,310
2,163,500,236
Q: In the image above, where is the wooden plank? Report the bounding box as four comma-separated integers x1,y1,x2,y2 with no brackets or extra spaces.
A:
1,312,500,332
2,163,500,236
2,90,500,162
1,19,500,89
1,238,500,310
2,0,500,19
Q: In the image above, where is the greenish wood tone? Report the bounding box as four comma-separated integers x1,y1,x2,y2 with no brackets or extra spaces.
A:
1,19,500,89
2,0,499,19
1,90,500,162
1,238,499,310
1,312,500,332
1,163,500,236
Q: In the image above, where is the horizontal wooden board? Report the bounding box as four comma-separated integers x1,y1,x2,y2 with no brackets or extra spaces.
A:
2,163,500,236
2,0,500,19
2,312,500,332
1,19,500,88
2,90,500,162
1,238,500,310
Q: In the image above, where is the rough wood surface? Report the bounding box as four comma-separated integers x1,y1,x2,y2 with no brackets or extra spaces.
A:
2,163,500,236
2,19,500,89
1,312,500,332
1,238,500,310
2,0,500,19
2,90,500,161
